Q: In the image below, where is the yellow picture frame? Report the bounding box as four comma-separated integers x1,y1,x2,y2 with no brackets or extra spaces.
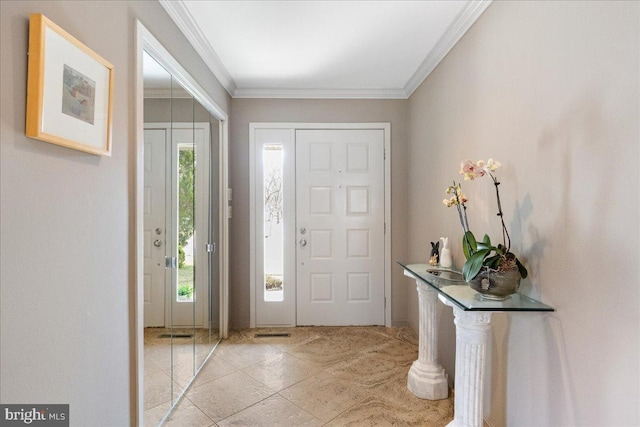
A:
26,14,113,156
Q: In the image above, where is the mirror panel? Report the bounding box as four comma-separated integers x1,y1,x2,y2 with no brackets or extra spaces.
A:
170,78,195,402
142,50,221,423
142,51,175,411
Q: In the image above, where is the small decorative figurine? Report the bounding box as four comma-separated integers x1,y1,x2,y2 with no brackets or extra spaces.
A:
429,241,440,265
440,237,453,268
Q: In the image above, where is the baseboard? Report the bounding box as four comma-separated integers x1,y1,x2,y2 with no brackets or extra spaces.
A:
391,319,410,328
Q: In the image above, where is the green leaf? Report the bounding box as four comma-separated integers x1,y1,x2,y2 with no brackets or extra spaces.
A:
477,235,497,251
486,254,502,269
516,258,528,279
463,249,489,281
462,231,477,260
476,242,495,251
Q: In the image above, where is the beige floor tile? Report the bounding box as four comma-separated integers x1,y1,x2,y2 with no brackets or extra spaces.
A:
279,335,361,367
280,327,396,367
391,326,420,346
369,369,453,414
145,345,173,367
242,352,322,391
144,358,163,377
143,400,172,427
189,354,238,388
144,370,182,410
220,329,261,344
214,341,283,369
159,398,216,427
278,370,371,422
145,342,195,368
217,394,322,427
324,394,453,427
195,343,218,368
163,326,455,426
186,371,275,422
170,358,199,389
327,340,417,389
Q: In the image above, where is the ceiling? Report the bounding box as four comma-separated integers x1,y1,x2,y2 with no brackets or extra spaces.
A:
159,0,491,99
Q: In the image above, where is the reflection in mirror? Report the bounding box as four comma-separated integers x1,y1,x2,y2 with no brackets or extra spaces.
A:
169,78,195,404
142,50,221,425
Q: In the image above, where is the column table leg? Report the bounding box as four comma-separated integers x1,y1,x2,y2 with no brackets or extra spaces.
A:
407,280,449,400
445,303,492,427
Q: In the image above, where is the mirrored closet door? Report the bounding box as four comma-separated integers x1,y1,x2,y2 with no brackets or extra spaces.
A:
142,49,221,423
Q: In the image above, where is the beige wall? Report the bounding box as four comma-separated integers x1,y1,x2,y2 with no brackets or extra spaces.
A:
407,1,639,425
0,1,230,424
229,98,409,328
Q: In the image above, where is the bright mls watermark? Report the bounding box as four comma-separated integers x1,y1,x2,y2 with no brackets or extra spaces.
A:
0,405,68,426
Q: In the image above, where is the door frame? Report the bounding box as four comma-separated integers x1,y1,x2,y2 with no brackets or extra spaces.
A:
249,123,392,328
135,21,230,425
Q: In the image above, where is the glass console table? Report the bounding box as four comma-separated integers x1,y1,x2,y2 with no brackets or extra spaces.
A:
398,262,554,427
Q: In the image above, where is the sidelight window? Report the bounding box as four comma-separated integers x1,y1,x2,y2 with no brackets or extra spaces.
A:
263,144,284,302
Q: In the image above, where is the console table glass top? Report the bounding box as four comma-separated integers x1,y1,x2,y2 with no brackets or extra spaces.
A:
399,262,554,312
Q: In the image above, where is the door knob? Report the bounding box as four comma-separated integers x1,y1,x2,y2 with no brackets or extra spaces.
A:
299,239,307,247
153,239,163,247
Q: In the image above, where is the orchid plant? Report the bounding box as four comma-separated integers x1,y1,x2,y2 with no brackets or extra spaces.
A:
443,159,528,282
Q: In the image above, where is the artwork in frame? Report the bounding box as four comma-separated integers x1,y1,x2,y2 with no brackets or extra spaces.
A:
26,14,113,156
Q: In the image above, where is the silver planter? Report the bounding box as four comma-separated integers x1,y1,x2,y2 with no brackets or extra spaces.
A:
468,265,521,300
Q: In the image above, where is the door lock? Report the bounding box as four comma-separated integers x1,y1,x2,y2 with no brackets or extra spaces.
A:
299,227,306,235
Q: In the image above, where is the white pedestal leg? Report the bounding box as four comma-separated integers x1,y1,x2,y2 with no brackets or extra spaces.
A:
407,280,449,400
443,302,492,427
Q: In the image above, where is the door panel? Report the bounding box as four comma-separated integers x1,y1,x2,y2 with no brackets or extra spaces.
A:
143,129,167,327
296,129,385,326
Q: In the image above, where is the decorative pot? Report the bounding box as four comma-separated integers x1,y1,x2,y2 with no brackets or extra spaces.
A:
468,265,521,300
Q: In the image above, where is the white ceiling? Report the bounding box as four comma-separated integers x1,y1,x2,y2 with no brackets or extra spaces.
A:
159,0,491,99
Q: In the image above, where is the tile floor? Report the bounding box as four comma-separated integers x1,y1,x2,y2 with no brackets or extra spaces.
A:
143,328,221,414
144,326,454,426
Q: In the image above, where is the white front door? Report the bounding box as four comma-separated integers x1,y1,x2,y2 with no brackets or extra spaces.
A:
144,129,168,327
295,129,385,326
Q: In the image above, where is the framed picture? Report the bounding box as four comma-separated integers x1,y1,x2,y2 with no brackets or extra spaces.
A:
26,14,113,156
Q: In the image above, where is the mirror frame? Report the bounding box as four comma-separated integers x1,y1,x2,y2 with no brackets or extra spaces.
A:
134,20,230,425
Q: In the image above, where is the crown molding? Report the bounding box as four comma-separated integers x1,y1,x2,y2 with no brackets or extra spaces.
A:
159,0,237,96
232,87,409,100
403,0,492,97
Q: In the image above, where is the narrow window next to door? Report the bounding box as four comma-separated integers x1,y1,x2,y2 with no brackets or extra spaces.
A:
263,144,283,302
178,144,195,303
